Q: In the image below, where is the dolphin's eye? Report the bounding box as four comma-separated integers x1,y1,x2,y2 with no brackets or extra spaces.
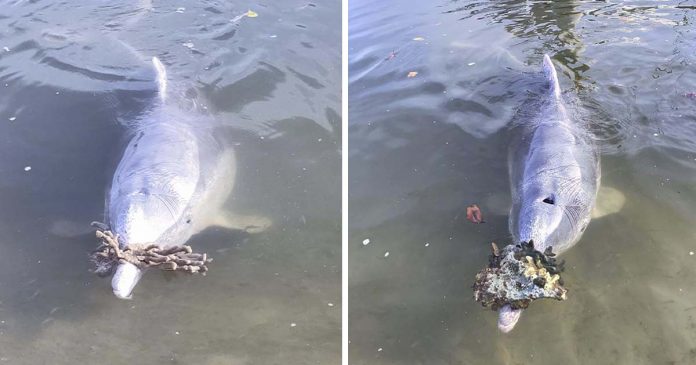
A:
542,196,555,205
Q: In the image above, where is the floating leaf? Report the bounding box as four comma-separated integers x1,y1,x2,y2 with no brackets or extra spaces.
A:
407,71,418,78
466,204,484,223
246,10,258,17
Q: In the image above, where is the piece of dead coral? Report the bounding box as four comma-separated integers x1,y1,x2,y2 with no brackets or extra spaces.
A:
89,222,212,277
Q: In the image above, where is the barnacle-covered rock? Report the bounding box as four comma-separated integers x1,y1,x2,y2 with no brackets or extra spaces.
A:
473,241,567,310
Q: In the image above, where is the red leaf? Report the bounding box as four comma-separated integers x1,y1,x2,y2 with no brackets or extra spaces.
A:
466,204,484,224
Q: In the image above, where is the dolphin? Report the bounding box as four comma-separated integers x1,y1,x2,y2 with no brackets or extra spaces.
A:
498,55,600,332
106,57,269,299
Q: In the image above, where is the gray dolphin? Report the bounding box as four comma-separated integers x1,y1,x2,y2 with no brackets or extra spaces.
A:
498,55,600,332
107,57,269,299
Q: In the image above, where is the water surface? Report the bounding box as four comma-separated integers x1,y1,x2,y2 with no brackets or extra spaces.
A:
349,1,696,364
0,1,340,363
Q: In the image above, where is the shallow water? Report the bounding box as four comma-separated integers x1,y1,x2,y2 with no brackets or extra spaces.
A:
349,0,696,364
0,0,340,363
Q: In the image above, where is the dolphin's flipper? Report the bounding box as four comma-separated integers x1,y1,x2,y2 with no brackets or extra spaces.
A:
212,213,272,234
190,145,271,235
152,57,167,101
592,186,626,218
542,54,561,100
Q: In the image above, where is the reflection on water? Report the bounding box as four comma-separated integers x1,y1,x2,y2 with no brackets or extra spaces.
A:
0,0,340,363
350,0,696,364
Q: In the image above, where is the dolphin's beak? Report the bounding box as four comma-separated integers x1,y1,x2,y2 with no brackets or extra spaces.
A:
111,262,143,300
497,305,523,333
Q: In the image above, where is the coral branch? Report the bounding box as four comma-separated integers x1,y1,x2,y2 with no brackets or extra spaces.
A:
89,222,212,276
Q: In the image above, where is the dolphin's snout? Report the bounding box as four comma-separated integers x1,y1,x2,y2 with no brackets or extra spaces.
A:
111,262,143,300
497,305,523,333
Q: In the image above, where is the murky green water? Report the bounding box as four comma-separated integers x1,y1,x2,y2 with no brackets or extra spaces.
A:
349,1,696,364
0,1,340,363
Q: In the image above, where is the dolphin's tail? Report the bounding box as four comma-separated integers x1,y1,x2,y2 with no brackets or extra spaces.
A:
152,57,167,102
542,54,561,100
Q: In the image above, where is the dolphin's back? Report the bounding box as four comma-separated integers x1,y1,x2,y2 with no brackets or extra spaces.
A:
107,56,205,248
507,56,599,254
109,117,200,247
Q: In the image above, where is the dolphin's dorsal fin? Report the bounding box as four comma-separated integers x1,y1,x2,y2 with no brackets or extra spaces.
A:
152,57,167,102
542,54,561,100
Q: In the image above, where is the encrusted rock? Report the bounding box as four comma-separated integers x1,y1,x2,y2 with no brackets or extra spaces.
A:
473,241,567,310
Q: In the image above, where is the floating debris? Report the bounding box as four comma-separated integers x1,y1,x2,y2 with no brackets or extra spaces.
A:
328,302,334,307
473,241,567,310
23,166,31,172
466,204,484,223
2,47,9,52
407,71,418,78
468,62,476,66
175,7,185,13
8,117,16,121
383,251,390,258
413,36,425,41
232,10,258,22
290,322,297,327
182,42,194,49
425,242,430,247
362,238,370,246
